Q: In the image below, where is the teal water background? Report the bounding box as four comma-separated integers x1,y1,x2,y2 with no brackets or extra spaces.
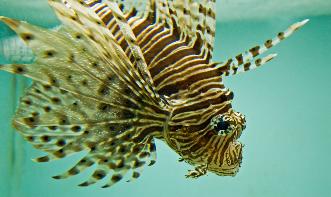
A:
0,1,330,197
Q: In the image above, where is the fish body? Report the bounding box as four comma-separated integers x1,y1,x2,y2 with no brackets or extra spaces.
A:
0,0,307,187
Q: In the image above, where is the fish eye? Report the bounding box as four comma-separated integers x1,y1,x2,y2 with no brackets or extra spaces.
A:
215,118,229,131
211,115,231,135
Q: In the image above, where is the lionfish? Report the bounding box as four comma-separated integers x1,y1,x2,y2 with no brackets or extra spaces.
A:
0,0,307,187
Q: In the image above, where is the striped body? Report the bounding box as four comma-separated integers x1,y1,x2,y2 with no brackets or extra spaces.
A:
87,0,247,176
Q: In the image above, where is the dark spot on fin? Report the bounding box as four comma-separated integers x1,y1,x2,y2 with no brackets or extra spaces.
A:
249,46,260,57
133,159,145,168
265,39,273,48
111,174,122,182
20,33,34,41
68,167,80,176
93,170,106,180
52,175,61,180
78,182,89,187
148,160,156,166
56,139,66,146
44,50,56,58
14,65,25,74
35,156,50,162
278,32,285,40
71,125,81,132
41,135,51,142
132,171,140,178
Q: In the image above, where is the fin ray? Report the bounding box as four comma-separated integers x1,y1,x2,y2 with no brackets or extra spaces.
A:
0,1,168,187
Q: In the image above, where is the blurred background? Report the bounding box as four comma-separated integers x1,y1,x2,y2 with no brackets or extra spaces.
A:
0,0,330,197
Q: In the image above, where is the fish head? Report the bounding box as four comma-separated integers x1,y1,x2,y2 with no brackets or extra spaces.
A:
207,109,246,176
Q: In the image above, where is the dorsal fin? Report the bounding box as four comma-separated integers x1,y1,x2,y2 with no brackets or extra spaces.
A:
159,0,216,59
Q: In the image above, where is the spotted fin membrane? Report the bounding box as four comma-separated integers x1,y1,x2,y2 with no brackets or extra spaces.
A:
0,0,166,188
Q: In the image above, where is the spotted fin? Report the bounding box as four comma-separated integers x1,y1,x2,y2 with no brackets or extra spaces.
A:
49,0,162,105
0,0,166,188
217,19,309,77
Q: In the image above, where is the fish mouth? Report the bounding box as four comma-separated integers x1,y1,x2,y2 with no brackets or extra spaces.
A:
208,165,240,177
209,140,244,177
207,156,242,177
